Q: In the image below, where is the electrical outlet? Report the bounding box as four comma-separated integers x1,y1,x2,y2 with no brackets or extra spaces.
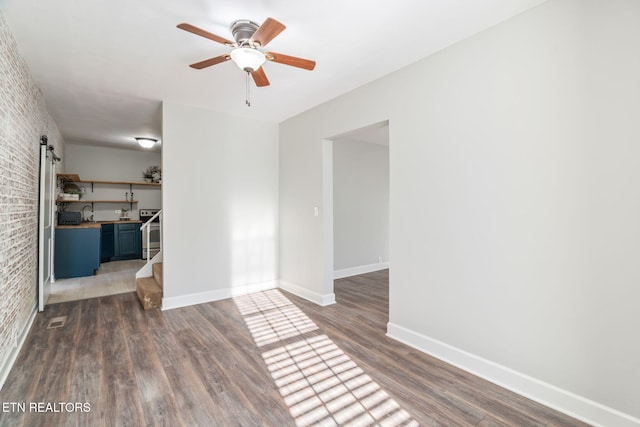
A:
378,256,383,263
115,209,121,214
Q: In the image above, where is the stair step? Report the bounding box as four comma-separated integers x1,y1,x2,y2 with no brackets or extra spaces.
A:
153,262,163,288
136,277,162,310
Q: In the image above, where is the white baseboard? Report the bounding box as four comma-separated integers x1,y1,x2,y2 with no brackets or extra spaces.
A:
386,322,640,427
162,280,279,311
278,280,336,306
163,279,336,311
334,262,390,279
0,305,37,391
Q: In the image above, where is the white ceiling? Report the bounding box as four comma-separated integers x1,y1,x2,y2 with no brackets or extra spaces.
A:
3,0,547,150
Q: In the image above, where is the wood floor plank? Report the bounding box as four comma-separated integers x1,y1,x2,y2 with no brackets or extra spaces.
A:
281,292,488,425
0,271,591,427
171,322,274,426
99,294,147,427
65,297,104,427
188,303,295,426
11,302,83,427
127,330,188,426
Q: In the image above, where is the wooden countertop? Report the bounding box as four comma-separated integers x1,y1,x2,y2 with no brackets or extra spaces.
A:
56,220,142,229
97,220,142,224
56,223,101,229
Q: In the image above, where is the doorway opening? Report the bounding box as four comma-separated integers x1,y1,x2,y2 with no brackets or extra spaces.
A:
324,121,390,314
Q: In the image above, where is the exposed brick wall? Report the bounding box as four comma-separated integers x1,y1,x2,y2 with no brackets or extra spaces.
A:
0,12,64,376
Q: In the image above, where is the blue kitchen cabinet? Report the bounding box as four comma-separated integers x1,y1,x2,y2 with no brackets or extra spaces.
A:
112,223,142,260
100,223,115,262
100,222,142,262
54,227,101,279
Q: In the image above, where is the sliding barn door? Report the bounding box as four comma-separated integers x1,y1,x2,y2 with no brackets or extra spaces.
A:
38,144,56,311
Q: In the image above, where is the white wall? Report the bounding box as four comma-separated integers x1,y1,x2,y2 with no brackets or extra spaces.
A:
333,139,389,274
64,143,162,221
162,101,279,308
279,1,640,425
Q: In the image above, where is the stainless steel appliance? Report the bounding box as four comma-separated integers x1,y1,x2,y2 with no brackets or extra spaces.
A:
139,209,161,258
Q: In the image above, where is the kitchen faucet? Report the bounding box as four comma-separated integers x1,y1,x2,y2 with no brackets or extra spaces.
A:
82,205,94,222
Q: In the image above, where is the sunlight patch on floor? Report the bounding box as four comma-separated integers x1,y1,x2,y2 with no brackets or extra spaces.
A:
233,290,417,426
234,290,319,346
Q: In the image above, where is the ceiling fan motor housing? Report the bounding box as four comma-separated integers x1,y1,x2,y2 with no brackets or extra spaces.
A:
231,20,260,46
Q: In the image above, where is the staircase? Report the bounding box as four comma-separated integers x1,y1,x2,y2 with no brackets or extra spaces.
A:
135,209,163,310
136,262,163,310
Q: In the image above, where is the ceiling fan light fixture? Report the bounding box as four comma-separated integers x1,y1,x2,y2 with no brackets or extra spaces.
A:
230,47,266,72
136,137,157,149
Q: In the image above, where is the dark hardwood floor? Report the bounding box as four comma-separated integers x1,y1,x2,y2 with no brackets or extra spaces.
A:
0,270,590,426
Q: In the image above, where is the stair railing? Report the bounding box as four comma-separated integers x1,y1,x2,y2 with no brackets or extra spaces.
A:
141,209,162,262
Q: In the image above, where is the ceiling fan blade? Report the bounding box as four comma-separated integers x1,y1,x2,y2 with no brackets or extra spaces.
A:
249,17,285,47
177,23,235,46
189,54,231,69
251,67,270,87
265,52,316,70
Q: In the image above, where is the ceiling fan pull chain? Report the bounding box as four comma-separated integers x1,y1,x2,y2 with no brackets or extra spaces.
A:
245,71,251,107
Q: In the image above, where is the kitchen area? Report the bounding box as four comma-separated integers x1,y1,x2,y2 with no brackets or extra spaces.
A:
50,142,162,303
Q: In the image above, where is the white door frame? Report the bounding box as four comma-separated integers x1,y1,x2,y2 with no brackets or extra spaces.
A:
322,121,390,291
321,139,334,299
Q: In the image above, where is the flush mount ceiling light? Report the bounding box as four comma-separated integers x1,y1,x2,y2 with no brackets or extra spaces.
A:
230,47,266,72
136,137,157,149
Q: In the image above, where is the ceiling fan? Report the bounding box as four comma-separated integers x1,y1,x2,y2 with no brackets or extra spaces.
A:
177,17,316,89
